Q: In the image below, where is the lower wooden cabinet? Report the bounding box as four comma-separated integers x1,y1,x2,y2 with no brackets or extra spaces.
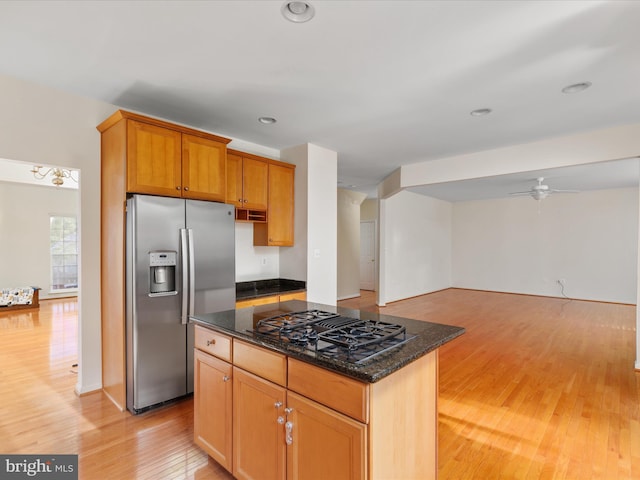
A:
233,367,286,480
194,331,438,480
286,391,366,480
193,349,233,471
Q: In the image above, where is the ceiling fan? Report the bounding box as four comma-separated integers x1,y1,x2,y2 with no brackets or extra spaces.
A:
509,177,580,200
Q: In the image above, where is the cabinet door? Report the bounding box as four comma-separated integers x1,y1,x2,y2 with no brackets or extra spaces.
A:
182,134,227,201
127,120,182,196
226,152,244,208
286,391,366,480
255,162,295,246
194,349,233,472
242,157,269,210
233,367,286,480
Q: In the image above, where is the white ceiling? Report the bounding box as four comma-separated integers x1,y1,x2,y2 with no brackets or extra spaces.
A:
0,1,639,200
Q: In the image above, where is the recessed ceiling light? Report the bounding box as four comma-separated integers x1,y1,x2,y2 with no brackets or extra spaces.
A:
562,82,592,94
258,116,277,125
470,108,492,117
281,1,315,23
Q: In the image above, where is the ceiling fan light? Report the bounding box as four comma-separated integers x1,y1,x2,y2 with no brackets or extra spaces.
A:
531,191,548,201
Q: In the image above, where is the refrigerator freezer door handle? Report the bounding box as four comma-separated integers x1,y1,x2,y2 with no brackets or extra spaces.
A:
187,228,195,318
180,228,189,325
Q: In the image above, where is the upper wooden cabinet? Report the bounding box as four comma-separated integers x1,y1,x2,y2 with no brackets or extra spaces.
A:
226,150,268,210
182,134,228,202
254,160,295,247
126,120,182,197
99,110,231,201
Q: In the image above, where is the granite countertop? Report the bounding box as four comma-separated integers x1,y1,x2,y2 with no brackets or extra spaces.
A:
190,299,465,383
236,278,305,300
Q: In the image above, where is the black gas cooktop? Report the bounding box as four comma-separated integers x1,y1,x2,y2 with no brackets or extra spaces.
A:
251,310,415,364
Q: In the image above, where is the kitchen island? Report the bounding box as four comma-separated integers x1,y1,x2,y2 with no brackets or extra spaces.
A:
190,300,464,480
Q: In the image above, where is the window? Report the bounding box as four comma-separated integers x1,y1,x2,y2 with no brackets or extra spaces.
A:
50,215,78,291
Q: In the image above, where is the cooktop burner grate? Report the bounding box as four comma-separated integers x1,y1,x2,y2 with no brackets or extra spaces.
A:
317,320,406,350
252,310,415,364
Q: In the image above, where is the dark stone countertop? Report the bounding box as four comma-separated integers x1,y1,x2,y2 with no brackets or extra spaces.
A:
190,299,465,383
236,278,306,300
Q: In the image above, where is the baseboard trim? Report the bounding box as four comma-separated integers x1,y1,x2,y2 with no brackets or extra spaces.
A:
337,293,361,301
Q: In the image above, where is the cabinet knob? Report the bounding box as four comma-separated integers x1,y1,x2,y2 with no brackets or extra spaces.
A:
223,375,230,382
238,198,243,203
274,401,283,409
176,186,181,190
277,416,285,425
184,186,189,191
284,407,293,415
206,339,216,346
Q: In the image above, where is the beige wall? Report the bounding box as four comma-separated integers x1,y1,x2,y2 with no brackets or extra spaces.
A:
0,73,114,394
0,181,79,298
361,198,378,222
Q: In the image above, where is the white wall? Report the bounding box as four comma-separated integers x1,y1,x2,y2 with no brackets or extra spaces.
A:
235,223,280,281
280,144,338,305
379,190,452,304
453,188,639,304
0,181,78,298
337,189,366,300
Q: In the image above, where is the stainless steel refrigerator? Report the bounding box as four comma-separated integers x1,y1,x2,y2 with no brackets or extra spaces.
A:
126,194,235,414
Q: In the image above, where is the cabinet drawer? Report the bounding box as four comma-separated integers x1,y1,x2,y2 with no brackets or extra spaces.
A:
288,358,369,423
194,325,232,362
233,340,287,387
278,291,306,302
235,295,278,308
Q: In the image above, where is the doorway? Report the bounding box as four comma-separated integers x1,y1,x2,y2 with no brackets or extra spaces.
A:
360,220,376,291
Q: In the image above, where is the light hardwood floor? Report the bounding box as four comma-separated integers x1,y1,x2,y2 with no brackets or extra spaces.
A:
1,290,638,479
340,289,640,479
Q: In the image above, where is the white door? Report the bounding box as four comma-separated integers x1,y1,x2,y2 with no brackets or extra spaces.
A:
359,221,375,291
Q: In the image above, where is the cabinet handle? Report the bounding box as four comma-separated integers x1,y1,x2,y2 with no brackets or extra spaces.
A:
285,421,294,445
238,198,243,203
206,339,216,346
277,416,285,425
176,186,181,190
274,401,283,409
223,375,230,382
284,407,293,415
184,186,189,191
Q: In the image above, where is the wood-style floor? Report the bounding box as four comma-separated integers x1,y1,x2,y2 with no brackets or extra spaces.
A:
340,289,640,479
1,290,638,479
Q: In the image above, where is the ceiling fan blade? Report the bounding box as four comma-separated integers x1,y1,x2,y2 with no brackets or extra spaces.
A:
549,188,580,194
508,191,534,196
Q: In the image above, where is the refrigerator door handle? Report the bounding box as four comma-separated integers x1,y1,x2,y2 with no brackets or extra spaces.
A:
180,228,189,325
187,228,196,318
